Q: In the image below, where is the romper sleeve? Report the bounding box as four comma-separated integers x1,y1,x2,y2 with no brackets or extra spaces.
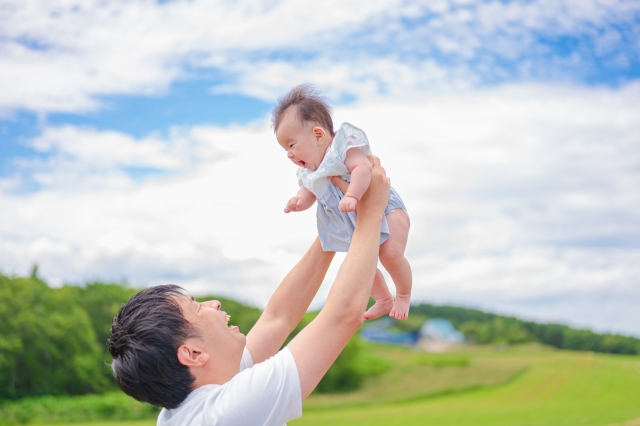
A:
337,122,371,162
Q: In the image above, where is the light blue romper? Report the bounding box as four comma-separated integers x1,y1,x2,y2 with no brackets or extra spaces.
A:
297,122,408,253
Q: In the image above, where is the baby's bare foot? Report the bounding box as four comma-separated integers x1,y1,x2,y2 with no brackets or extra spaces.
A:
389,292,411,320
364,296,394,321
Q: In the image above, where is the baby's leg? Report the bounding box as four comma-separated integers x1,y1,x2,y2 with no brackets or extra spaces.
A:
379,209,412,320
364,268,394,321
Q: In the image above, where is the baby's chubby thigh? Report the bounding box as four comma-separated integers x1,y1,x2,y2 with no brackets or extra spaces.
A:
379,209,410,264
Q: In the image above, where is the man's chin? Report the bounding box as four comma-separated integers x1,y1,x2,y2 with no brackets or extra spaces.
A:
238,334,247,346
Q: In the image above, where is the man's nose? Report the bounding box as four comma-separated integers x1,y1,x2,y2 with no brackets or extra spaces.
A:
211,300,221,310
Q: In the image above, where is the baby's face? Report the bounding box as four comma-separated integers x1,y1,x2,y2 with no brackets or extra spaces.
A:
276,111,329,171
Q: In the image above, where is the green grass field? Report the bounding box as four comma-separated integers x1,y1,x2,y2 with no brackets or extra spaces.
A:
293,343,640,426
32,343,640,426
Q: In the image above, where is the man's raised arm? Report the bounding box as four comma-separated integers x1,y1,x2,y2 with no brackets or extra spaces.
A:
245,238,334,364
287,156,390,399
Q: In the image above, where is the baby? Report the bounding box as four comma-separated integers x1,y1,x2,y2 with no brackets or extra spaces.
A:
272,84,412,320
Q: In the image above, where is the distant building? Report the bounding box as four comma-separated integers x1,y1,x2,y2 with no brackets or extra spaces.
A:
360,317,465,350
418,318,465,353
360,317,418,346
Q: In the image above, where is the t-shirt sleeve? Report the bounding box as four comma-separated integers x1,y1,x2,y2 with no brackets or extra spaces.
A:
239,346,253,371
204,348,302,426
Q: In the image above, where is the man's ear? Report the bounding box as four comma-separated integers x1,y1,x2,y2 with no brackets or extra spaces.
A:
177,340,210,367
313,126,326,145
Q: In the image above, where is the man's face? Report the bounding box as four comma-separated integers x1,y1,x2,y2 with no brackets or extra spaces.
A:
174,295,246,357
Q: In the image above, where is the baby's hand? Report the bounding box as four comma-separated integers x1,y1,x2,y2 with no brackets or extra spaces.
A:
284,197,306,213
339,196,358,213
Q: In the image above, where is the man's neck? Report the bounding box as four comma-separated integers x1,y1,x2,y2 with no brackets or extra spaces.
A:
190,349,243,388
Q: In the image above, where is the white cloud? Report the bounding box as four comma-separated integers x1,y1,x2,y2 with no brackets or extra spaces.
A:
1,82,639,335
212,58,476,101
29,126,190,169
1,0,638,114
0,0,401,113
411,247,640,336
5,125,200,191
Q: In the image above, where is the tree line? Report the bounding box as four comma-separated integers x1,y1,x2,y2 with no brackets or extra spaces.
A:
411,304,640,354
2,271,638,404
0,271,364,402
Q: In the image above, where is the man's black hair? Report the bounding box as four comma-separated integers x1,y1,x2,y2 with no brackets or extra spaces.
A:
108,285,198,409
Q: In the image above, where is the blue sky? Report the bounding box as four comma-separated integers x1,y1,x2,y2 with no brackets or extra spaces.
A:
1,0,639,336
2,1,639,144
1,83,271,172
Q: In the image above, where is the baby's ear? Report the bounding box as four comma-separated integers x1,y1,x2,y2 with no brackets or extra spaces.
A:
313,126,326,144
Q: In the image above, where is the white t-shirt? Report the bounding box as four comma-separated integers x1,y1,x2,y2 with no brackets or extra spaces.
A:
157,347,302,426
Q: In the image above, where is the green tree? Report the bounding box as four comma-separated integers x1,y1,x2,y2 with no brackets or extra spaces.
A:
0,274,107,400
414,303,640,354
58,282,137,354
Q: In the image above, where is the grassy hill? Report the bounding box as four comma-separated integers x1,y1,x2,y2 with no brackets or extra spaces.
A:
292,343,640,426
303,342,527,410
2,274,639,425
11,342,640,426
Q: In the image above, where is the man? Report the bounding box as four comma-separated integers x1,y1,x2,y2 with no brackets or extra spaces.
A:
108,156,390,425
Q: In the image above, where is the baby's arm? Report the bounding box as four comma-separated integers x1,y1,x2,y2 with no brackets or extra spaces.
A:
285,187,316,213
339,148,373,212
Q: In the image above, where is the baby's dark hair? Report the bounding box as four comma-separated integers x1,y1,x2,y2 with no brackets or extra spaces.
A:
271,83,335,136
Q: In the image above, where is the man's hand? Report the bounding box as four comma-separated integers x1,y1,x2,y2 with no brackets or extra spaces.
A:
331,155,389,216
356,155,390,216
284,196,306,213
339,196,358,213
